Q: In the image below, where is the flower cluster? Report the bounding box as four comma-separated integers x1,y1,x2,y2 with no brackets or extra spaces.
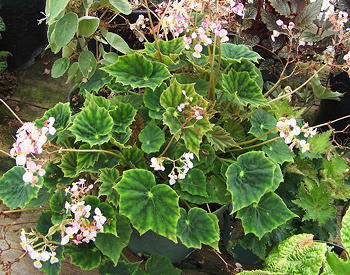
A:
20,229,59,269
150,152,194,185
177,90,205,120
130,14,149,42
276,118,317,153
156,0,244,58
61,180,106,245
10,117,56,186
168,152,194,185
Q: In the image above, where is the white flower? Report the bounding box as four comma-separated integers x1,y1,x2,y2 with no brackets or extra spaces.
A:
30,251,40,260
33,260,42,269
61,235,70,245
290,126,301,136
299,140,310,153
150,157,165,171
23,171,34,183
39,251,50,262
168,173,177,185
276,19,284,26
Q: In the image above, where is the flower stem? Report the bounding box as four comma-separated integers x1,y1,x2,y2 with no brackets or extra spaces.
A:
228,136,281,152
237,127,277,146
1,207,49,214
0,98,24,124
0,149,10,157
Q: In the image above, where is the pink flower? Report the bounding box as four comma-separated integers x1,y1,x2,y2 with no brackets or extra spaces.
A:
276,19,284,26
23,171,34,183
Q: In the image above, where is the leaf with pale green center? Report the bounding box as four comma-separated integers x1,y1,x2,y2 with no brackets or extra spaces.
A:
226,151,276,212
139,122,165,153
81,150,120,173
78,50,97,77
59,152,80,178
97,168,120,205
78,16,100,37
262,138,294,164
51,57,70,78
249,110,277,140
69,103,114,146
237,192,297,239
76,144,100,170
80,69,113,93
143,84,166,112
0,166,41,209
222,70,267,107
183,118,212,157
176,207,220,249
109,0,132,14
54,13,78,48
229,60,264,89
145,254,181,275
109,101,136,133
115,169,180,241
65,245,102,270
145,38,184,59
205,126,238,152
84,93,111,110
36,102,71,132
95,214,132,265
101,54,171,90
162,107,182,135
179,168,207,196
120,146,147,169
221,43,262,63
160,80,205,109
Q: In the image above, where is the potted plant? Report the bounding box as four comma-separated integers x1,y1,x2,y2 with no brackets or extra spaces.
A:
1,0,350,274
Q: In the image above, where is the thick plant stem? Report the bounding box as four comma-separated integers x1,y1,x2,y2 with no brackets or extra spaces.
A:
0,98,24,124
208,36,218,101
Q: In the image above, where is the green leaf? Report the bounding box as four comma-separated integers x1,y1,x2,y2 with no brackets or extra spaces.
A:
205,126,238,152
99,260,141,275
59,152,80,178
229,60,264,89
226,151,276,212
221,43,262,63
109,101,136,133
144,84,166,112
121,146,147,169
36,103,71,131
295,0,323,27
80,69,113,93
305,130,333,159
54,13,79,49
115,169,180,242
65,245,102,270
139,122,165,153
311,74,342,100
162,107,182,135
145,38,184,57
103,31,131,54
222,70,267,107
109,0,132,15
77,144,100,170
293,179,335,225
237,192,297,239
95,214,132,265
206,176,231,204
0,167,41,209
145,254,181,275
178,168,207,197
262,138,294,164
175,73,209,96
265,234,327,274
0,17,4,31
43,163,73,190
177,207,220,249
249,110,277,140
326,251,350,275
341,207,350,252
28,187,51,207
97,202,117,235
97,168,120,205
45,0,70,23
51,57,70,78
101,54,171,90
69,103,114,146
269,0,292,16
50,190,66,214
183,119,212,157
78,16,100,37
239,271,282,275
239,234,268,260
36,211,53,235
78,50,97,77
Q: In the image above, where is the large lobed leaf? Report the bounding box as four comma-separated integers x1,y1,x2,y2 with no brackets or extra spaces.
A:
341,206,350,252
139,121,165,153
69,103,114,146
115,169,180,242
237,192,297,239
101,54,171,90
225,151,276,212
0,166,42,209
221,43,262,63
